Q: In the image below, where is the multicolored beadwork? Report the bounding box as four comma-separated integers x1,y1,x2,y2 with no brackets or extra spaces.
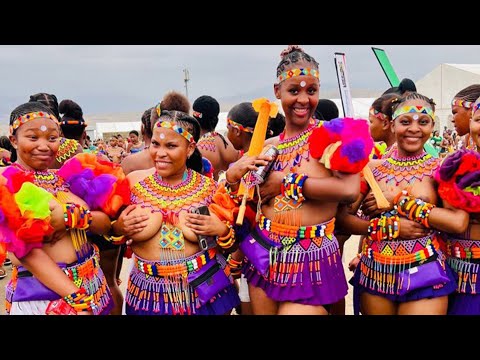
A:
11,163,69,196
10,111,58,134
155,121,195,143
277,68,320,83
227,118,254,133
452,99,473,109
56,137,79,163
372,150,440,186
197,132,218,152
393,105,435,121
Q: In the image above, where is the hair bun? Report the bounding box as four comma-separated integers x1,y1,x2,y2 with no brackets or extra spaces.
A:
280,45,304,58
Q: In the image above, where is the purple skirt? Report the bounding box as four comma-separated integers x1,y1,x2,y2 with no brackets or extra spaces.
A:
447,257,480,315
125,252,240,315
243,225,347,306
350,257,456,315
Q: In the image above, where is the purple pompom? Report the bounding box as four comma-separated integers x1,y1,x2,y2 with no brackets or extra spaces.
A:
341,142,366,163
457,170,480,189
324,118,345,134
439,150,465,181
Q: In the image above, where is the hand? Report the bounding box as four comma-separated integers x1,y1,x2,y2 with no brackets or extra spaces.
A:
49,199,66,232
225,153,272,185
185,211,227,237
348,256,360,272
398,217,430,239
115,205,150,237
259,171,284,204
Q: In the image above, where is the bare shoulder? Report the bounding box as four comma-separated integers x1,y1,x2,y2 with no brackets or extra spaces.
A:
127,167,155,186
368,158,383,169
265,136,280,147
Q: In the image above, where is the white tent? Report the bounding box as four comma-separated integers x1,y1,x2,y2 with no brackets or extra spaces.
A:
416,63,480,131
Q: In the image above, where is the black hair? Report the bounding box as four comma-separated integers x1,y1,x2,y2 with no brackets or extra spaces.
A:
155,110,203,173
382,78,417,96
129,130,139,137
227,102,257,133
276,45,319,79
314,99,339,121
141,107,154,140
267,112,286,138
9,102,59,162
371,93,398,120
29,92,60,120
391,92,436,116
150,91,192,131
59,99,86,140
454,84,480,102
192,95,220,132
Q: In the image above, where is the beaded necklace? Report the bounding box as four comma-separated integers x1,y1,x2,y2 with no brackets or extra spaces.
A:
11,163,69,196
273,119,318,173
131,168,217,220
56,137,79,164
372,149,439,186
197,132,218,152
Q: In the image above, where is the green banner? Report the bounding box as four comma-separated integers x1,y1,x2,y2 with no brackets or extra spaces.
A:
372,47,400,87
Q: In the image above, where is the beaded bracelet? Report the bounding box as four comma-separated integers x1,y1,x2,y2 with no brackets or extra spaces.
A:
63,287,97,313
63,203,93,230
217,222,235,250
103,220,127,245
367,213,400,241
281,173,308,203
226,255,243,277
396,196,435,228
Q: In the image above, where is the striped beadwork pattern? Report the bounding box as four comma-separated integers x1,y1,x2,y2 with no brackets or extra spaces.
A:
197,132,218,152
277,68,320,83
446,237,480,294
56,137,79,163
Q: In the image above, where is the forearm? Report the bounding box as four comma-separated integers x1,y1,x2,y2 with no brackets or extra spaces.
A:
88,211,111,235
429,207,469,234
19,248,78,297
303,173,360,203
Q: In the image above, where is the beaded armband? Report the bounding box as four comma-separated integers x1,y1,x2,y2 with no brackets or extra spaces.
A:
394,191,435,228
63,287,97,313
226,254,243,278
63,203,92,230
367,213,400,241
281,173,308,203
217,222,235,250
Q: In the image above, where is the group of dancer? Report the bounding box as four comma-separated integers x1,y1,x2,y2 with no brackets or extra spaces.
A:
1,45,480,315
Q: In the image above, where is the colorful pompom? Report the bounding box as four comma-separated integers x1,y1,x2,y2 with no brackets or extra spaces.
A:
309,117,374,174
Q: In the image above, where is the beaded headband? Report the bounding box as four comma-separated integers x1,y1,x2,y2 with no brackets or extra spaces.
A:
452,99,473,109
227,118,254,133
277,68,320,83
155,120,195,143
10,111,59,134
472,102,480,116
60,119,87,127
193,110,203,119
369,107,387,121
392,106,435,121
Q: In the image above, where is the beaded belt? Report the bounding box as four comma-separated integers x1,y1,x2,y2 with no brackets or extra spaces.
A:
362,235,440,265
447,238,480,260
16,245,100,282
134,248,217,277
258,215,335,239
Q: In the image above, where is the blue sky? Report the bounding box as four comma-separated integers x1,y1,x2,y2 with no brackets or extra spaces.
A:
1,45,479,122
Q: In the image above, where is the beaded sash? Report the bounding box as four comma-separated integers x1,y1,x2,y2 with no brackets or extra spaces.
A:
446,236,480,294
56,137,79,164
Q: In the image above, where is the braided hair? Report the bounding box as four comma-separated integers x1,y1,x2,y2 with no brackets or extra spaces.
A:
29,92,60,120
391,92,436,117
276,45,319,79
371,93,398,120
141,107,154,140
454,84,480,102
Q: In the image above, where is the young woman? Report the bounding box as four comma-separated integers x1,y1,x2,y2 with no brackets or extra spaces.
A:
0,102,127,315
114,110,240,315
225,45,371,315
340,92,469,315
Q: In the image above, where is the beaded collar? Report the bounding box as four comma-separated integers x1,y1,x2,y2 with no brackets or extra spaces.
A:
130,168,217,221
11,163,69,196
56,137,79,163
273,119,318,172
372,149,439,186
197,132,218,152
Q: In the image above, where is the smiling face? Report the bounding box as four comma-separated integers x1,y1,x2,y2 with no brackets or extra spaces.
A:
274,62,320,132
451,100,471,136
391,99,434,156
9,117,60,171
149,125,195,180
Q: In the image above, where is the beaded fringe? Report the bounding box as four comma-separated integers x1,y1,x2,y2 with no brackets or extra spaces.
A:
81,269,112,315
447,257,480,294
267,236,340,286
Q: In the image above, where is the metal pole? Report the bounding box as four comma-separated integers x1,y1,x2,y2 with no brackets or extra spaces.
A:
183,68,190,100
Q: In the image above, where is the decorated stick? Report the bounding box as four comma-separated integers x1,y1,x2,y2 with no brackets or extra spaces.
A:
236,98,278,225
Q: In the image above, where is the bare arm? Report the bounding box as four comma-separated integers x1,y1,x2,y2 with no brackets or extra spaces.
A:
19,248,79,297
303,171,360,204
429,200,469,234
89,210,111,235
